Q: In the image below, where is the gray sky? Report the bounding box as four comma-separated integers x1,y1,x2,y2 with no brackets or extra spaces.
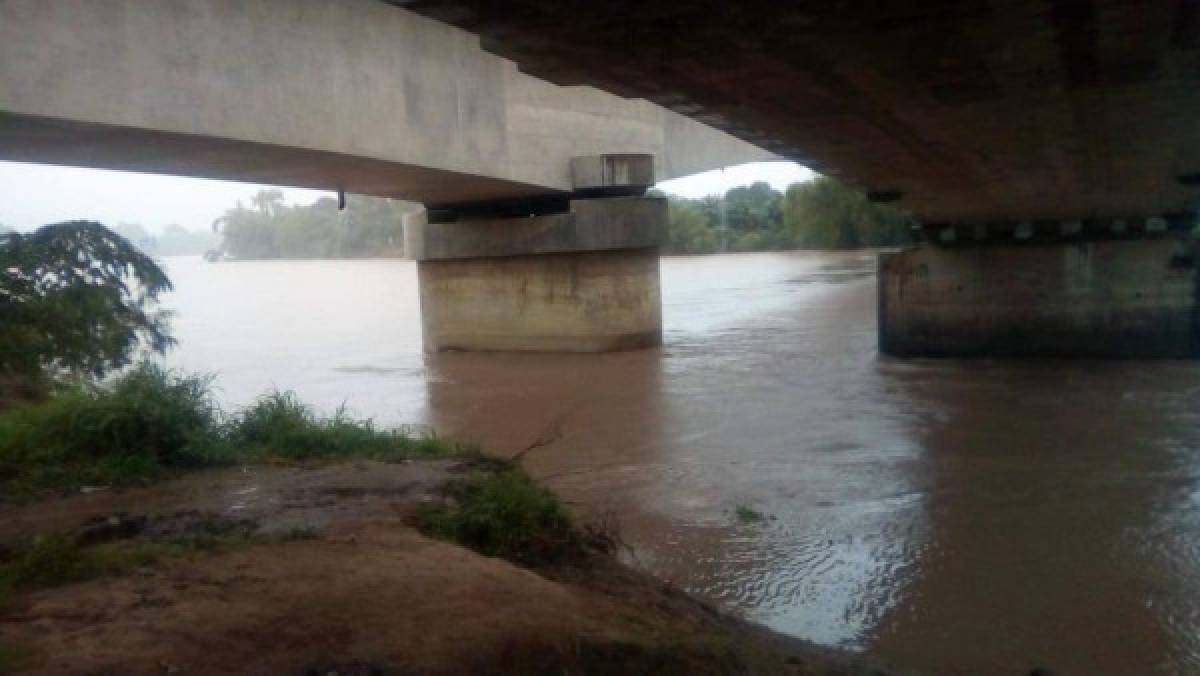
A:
0,160,813,234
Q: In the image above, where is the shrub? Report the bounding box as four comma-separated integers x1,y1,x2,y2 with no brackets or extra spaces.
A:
0,364,228,494
0,367,468,498
734,504,766,523
0,221,174,382
0,526,286,610
421,470,574,565
230,391,458,461
0,641,37,674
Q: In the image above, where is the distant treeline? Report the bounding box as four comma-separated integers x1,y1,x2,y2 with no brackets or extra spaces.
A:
660,176,913,255
110,223,219,257
213,190,420,260
4,221,216,257
205,176,908,261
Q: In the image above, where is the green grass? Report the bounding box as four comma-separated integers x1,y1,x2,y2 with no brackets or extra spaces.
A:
0,364,228,498
734,504,766,524
230,391,462,462
0,364,548,604
420,469,575,566
0,640,38,674
0,525,315,610
0,534,164,604
0,364,473,500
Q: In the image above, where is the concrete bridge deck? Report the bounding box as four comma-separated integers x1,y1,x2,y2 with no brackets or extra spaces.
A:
0,0,768,207
400,0,1200,225
3,0,1198,356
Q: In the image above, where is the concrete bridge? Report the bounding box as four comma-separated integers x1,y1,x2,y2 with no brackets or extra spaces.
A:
0,0,769,353
4,0,1199,356
401,0,1200,358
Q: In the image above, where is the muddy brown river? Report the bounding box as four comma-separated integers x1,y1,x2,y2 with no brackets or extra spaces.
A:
161,252,1200,675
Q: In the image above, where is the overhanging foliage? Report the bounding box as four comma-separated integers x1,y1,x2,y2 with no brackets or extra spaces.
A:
0,221,174,380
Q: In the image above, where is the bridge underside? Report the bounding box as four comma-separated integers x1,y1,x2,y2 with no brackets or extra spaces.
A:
3,0,1198,356
399,0,1200,225
0,112,556,207
400,0,1200,358
0,0,770,209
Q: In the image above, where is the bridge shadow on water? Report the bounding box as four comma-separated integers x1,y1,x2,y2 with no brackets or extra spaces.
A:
867,357,1200,675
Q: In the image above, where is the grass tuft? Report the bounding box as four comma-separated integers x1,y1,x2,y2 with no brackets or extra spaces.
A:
0,364,229,497
734,504,766,524
0,534,167,609
420,469,575,565
0,525,313,610
230,391,460,463
0,641,39,674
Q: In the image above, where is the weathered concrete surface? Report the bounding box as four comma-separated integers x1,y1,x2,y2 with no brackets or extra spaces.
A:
418,248,662,352
0,0,770,204
403,1,1200,223
878,240,1200,358
411,196,665,352
405,196,665,261
570,154,655,191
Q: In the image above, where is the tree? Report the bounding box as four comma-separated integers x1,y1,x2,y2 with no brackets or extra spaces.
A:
112,222,154,251
0,221,174,381
213,199,275,260
213,190,416,260
782,176,912,249
250,188,285,218
724,181,783,234
665,197,719,254
157,224,219,257
337,194,412,257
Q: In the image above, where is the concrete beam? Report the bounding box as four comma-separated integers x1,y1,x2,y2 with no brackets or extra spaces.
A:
919,214,1196,247
570,154,655,191
0,0,772,204
404,196,665,261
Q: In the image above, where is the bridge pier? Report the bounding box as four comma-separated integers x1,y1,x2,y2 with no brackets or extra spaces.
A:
405,194,665,352
878,222,1199,358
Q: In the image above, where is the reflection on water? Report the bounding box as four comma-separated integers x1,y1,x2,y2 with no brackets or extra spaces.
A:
162,252,1200,674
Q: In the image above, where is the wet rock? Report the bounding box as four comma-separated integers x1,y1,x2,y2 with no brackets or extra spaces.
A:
77,512,148,545
74,510,258,547
142,510,257,539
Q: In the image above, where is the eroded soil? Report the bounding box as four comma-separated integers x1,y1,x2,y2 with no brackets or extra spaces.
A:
0,461,901,675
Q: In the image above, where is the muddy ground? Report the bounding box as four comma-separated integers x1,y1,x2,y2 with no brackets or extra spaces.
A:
0,460,903,675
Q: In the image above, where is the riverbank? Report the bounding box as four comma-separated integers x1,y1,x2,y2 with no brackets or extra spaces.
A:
0,460,905,675
138,252,1200,673
0,369,903,675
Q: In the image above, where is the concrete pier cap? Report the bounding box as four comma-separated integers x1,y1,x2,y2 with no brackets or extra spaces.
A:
405,191,667,353
404,196,665,261
878,233,1200,358
570,154,656,193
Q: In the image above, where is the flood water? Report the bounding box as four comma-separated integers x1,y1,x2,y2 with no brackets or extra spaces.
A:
161,252,1200,675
